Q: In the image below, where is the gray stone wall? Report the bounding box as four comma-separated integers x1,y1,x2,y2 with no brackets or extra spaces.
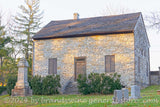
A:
134,15,150,88
150,75,160,85
150,70,160,85
33,33,135,92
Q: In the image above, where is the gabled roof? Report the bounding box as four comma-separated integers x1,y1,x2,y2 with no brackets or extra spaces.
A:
33,12,141,40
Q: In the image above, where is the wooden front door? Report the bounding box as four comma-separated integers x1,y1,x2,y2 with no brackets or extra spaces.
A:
75,57,86,80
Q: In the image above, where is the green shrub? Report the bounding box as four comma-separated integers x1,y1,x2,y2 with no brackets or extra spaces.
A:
77,73,122,95
5,73,61,95
109,73,122,93
6,74,17,95
30,75,61,95
30,75,42,95
77,74,90,95
0,86,6,95
42,75,61,95
88,73,102,94
98,73,112,94
28,75,32,87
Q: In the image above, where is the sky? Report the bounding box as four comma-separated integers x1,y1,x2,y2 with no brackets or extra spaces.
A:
0,0,160,70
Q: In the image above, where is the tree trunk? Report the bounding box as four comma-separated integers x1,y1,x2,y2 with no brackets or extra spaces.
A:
26,32,30,60
0,57,2,68
0,57,4,87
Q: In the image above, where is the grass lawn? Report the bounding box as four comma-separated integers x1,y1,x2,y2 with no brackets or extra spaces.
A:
0,85,160,107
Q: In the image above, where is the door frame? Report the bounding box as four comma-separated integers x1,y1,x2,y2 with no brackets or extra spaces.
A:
74,57,86,81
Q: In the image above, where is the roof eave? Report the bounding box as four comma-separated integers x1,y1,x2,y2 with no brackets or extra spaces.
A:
33,30,134,40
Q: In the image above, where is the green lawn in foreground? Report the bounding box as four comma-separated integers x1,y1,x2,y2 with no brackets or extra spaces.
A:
0,85,160,107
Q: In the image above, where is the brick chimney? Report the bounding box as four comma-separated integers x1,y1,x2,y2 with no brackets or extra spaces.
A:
159,67,160,71
74,13,79,20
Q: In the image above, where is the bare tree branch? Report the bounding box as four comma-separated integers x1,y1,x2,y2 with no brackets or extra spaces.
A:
101,4,134,16
145,11,160,32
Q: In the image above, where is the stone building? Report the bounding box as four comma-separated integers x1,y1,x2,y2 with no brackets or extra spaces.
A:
32,12,150,93
150,67,160,85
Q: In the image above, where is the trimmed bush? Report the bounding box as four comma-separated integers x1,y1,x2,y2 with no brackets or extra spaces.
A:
30,75,61,95
6,74,61,95
42,75,61,95
77,74,90,95
0,86,6,95
6,74,17,95
30,75,42,95
109,73,122,93
77,73,122,95
28,75,32,88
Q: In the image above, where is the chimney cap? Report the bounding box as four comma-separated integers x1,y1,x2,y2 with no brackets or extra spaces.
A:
73,13,79,20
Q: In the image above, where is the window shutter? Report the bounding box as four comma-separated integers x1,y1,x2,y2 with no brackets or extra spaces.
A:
48,58,57,75
105,55,115,72
105,55,111,72
111,55,115,72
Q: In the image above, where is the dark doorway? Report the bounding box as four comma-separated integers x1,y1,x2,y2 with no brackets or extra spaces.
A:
74,57,86,80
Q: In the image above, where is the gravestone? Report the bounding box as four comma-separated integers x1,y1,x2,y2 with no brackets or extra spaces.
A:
112,90,122,104
12,58,32,97
122,88,129,102
129,85,141,99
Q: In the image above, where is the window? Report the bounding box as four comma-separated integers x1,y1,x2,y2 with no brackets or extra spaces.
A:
48,58,57,75
105,55,115,72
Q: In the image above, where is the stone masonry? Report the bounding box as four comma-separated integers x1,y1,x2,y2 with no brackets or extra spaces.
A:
134,15,150,88
33,33,136,92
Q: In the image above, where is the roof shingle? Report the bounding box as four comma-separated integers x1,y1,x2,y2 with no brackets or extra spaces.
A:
33,12,141,40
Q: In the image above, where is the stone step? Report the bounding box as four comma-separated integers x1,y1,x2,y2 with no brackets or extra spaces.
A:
64,81,79,94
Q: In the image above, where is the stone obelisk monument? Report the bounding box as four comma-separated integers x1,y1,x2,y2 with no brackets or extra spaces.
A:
12,58,32,96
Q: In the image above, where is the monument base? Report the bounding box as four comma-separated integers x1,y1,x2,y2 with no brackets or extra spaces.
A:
129,96,141,99
12,86,32,97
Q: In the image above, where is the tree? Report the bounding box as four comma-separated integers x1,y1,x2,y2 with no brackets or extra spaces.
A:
0,15,11,86
146,12,160,32
101,4,133,16
13,0,43,60
8,22,25,60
